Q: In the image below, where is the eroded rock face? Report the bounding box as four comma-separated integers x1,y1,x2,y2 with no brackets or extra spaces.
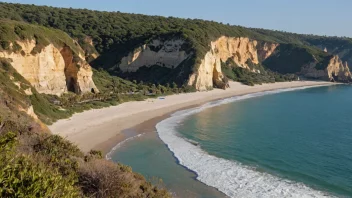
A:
26,105,39,120
301,55,351,82
189,37,278,90
188,51,223,91
119,39,190,72
60,46,98,94
0,40,98,95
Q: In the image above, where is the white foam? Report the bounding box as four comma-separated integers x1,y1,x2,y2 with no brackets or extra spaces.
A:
106,133,145,160
156,86,334,198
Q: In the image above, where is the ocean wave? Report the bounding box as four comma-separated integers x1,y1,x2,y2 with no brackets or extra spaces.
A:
106,133,145,160
156,86,334,198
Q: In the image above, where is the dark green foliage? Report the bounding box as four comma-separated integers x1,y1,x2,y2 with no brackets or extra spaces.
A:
0,2,347,86
263,44,331,74
0,19,83,56
27,67,197,125
120,65,185,86
221,59,297,86
315,55,334,70
0,2,276,83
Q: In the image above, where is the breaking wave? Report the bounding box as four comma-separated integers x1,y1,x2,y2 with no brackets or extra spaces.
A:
156,86,333,198
106,133,145,160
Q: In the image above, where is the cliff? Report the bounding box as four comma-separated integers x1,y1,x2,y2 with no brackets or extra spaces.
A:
301,55,351,82
188,37,278,90
118,39,190,72
0,20,98,96
0,58,171,198
0,58,47,133
0,40,97,95
115,36,351,90
263,44,352,82
114,36,279,90
2,3,352,90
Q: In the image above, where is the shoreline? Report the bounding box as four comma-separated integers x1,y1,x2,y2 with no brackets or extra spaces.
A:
49,81,336,154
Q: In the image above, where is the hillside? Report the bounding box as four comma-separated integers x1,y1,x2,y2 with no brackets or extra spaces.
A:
0,20,173,197
0,2,351,90
0,19,98,95
0,56,171,197
0,3,351,196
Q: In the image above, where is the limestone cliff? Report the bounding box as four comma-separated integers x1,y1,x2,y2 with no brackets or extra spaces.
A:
118,39,190,72
301,55,351,82
188,37,278,90
117,36,277,91
116,36,350,91
0,40,98,95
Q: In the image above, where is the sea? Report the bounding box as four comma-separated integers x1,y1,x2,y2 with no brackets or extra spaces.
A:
108,84,352,198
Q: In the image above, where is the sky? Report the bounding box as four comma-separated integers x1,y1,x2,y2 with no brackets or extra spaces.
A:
2,0,352,37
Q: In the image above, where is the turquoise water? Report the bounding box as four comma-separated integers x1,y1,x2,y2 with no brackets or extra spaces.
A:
176,85,352,197
109,131,227,197
111,85,352,197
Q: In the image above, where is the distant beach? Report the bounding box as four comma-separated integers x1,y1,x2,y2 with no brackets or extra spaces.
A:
49,81,335,154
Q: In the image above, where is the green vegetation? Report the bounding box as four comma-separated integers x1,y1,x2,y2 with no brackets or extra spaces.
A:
253,28,352,67
0,55,171,198
0,58,42,133
222,58,297,86
0,133,81,197
1,58,195,125
32,67,197,124
0,19,83,56
0,2,348,83
0,58,171,196
263,44,332,74
0,131,171,197
1,2,352,197
0,2,334,85
0,2,348,125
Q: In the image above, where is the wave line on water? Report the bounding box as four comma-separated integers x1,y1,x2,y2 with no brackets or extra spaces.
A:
156,85,335,198
106,133,145,160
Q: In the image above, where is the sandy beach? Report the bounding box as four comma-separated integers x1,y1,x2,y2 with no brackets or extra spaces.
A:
49,81,335,153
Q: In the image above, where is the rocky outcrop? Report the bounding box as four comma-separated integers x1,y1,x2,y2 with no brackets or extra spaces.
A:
26,105,39,120
0,40,98,95
117,36,278,91
117,36,351,91
119,39,190,72
301,55,351,82
60,46,97,94
188,37,278,90
188,51,224,90
257,42,280,61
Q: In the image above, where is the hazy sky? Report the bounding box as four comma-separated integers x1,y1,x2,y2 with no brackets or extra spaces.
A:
2,0,351,37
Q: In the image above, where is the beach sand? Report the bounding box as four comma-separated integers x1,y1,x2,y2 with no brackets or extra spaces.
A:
49,81,335,153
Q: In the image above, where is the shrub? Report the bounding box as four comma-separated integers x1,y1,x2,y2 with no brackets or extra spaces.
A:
0,132,81,197
0,155,81,197
78,159,171,198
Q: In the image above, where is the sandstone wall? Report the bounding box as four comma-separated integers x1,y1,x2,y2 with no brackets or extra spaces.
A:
0,40,98,95
188,37,278,90
118,39,190,72
301,55,351,82
117,36,350,91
